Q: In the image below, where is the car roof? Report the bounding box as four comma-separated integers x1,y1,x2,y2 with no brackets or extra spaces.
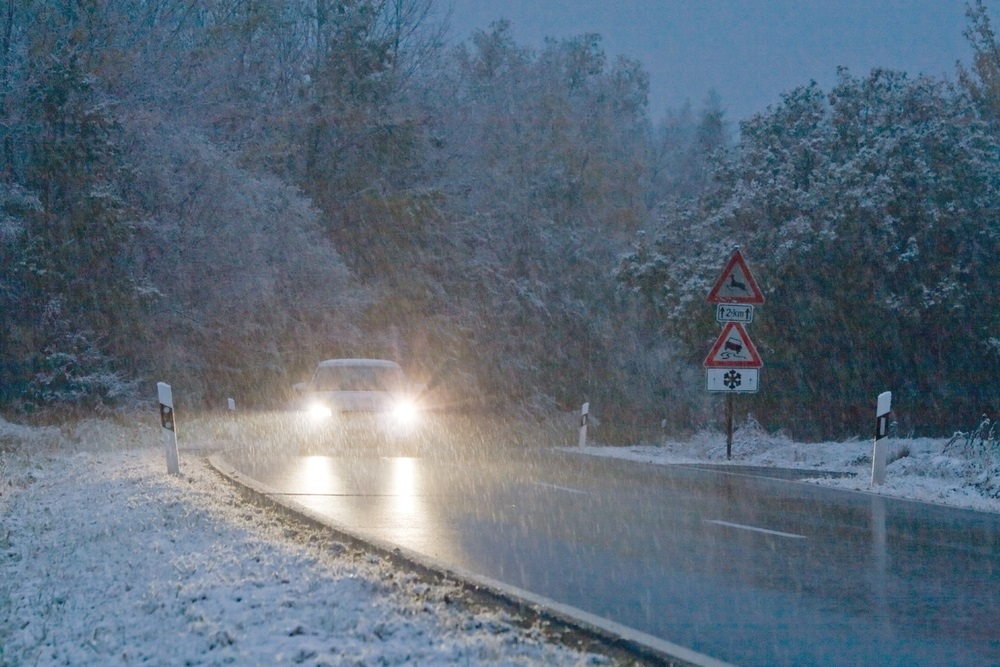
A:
316,358,402,369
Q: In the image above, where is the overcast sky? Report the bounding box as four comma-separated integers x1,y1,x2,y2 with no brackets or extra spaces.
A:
441,1,976,124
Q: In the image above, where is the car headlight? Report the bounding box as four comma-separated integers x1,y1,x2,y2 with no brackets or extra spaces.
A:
306,402,333,420
391,399,419,425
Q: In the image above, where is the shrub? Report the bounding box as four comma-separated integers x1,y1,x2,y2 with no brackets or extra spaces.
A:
25,330,139,415
944,417,1000,497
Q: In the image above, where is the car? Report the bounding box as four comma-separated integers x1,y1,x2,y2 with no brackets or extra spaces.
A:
294,359,424,451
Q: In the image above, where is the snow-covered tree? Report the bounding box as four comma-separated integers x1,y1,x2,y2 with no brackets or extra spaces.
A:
621,68,1000,438
0,1,153,410
129,124,365,405
649,93,730,206
403,21,665,418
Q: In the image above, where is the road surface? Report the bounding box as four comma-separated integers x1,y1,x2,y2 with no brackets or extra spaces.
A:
225,447,1000,666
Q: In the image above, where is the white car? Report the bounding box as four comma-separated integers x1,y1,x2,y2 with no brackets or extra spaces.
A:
294,359,423,448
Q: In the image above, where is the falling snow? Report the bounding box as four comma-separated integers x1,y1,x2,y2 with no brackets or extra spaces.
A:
0,417,610,667
3,412,997,667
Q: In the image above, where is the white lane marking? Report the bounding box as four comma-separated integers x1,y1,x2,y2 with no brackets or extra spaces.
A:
704,519,806,539
531,482,590,495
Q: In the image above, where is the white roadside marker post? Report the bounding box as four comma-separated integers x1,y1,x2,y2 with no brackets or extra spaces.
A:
158,382,180,475
578,402,589,448
871,391,891,486
227,397,237,442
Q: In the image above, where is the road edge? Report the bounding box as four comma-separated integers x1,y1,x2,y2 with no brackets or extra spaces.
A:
207,453,735,667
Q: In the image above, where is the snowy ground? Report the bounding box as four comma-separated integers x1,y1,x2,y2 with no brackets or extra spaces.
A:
0,416,614,667
3,414,999,667
579,417,1000,514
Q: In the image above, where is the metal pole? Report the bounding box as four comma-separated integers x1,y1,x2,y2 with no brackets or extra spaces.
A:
726,394,734,460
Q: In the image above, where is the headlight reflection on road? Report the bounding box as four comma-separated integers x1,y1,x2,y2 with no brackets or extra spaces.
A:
279,454,465,565
290,455,342,496
388,456,420,516
379,456,467,565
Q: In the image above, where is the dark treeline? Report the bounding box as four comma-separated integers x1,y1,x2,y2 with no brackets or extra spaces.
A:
0,0,997,440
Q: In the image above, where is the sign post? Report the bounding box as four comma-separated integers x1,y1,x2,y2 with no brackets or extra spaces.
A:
157,382,180,475
705,248,765,459
871,391,892,486
725,393,735,460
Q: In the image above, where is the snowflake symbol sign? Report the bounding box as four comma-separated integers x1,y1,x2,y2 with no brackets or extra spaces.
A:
723,370,742,390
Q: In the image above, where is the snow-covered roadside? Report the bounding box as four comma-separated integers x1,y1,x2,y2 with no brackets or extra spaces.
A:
4,411,997,667
0,417,611,667
576,419,1000,514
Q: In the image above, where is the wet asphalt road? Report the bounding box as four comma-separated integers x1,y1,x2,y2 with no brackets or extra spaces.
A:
229,449,1000,666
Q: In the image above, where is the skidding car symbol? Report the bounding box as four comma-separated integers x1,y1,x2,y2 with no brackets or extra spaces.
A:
722,336,744,358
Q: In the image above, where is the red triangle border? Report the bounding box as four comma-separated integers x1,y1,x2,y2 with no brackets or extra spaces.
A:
703,322,763,368
706,248,765,304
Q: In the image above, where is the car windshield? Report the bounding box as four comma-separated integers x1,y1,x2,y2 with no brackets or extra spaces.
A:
312,365,404,392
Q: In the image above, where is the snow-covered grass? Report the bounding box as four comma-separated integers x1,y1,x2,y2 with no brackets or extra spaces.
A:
0,415,613,667
579,416,1000,514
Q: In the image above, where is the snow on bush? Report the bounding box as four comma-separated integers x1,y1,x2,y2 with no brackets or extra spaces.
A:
575,414,1000,513
0,416,64,493
943,417,1000,498
0,415,62,453
710,415,796,460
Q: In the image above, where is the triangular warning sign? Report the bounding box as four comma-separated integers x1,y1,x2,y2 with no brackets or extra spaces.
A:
706,248,764,304
703,322,763,368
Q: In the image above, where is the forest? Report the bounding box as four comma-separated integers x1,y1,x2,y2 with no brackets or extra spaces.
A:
1,0,998,441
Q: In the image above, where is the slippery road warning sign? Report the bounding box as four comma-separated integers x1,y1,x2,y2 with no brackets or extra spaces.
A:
706,248,764,304
703,322,763,368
